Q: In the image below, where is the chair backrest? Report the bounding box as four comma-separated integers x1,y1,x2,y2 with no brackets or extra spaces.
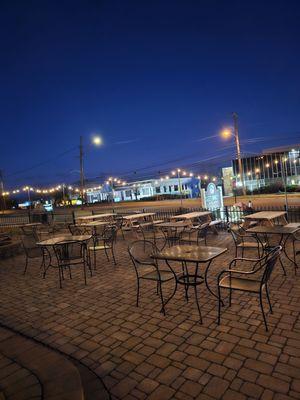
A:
102,225,117,243
261,246,282,285
21,231,39,251
114,216,124,229
54,240,85,262
227,223,242,244
128,240,158,267
21,231,41,258
197,221,210,234
68,224,86,235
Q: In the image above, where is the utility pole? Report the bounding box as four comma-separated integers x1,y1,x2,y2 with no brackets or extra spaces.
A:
0,170,6,212
233,113,246,196
79,136,85,205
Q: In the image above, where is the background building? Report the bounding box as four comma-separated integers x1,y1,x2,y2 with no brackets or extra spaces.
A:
221,167,234,196
232,145,300,191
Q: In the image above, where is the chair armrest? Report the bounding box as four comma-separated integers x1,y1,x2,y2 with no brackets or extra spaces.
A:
229,256,262,267
224,268,256,275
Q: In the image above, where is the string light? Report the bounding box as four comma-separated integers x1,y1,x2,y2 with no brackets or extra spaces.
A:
3,156,298,197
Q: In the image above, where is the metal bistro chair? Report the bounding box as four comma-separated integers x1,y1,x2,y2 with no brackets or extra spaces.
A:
128,240,176,315
136,222,167,251
163,225,187,247
68,223,92,235
53,239,92,288
217,246,282,331
228,223,267,259
21,230,46,275
89,225,117,268
181,221,210,245
113,216,125,240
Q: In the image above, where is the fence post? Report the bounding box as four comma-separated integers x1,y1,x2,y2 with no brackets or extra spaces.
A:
72,211,76,225
225,206,229,224
284,204,289,222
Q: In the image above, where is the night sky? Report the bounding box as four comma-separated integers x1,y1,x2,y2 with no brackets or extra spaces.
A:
1,0,300,189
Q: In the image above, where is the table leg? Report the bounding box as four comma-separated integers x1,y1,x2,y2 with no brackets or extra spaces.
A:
281,234,297,272
162,260,178,308
42,246,52,278
204,260,219,300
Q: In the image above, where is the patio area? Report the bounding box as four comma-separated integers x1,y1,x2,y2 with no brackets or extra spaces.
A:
0,230,299,400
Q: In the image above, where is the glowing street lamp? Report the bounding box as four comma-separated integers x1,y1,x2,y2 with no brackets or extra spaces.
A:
92,135,102,146
220,128,232,139
220,113,246,195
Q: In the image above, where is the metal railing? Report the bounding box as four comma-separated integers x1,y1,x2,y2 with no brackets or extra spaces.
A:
1,205,299,229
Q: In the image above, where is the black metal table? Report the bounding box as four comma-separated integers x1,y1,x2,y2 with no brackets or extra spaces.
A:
246,225,300,273
152,245,227,322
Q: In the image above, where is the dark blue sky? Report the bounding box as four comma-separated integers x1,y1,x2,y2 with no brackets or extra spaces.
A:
1,0,300,188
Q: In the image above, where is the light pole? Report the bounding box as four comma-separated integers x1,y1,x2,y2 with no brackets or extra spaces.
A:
0,170,6,211
79,136,84,205
220,112,246,196
172,169,184,206
79,135,102,206
281,156,289,212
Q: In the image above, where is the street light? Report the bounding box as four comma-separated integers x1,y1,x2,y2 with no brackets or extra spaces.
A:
92,135,102,146
220,113,246,195
79,135,103,205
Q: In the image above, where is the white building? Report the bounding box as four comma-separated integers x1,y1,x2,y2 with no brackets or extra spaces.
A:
86,177,201,203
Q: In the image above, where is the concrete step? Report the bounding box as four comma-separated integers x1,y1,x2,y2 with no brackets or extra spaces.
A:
0,327,84,400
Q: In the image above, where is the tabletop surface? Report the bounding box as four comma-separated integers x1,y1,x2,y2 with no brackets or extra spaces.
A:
156,221,191,228
123,213,156,220
19,222,42,228
171,211,211,220
244,211,287,220
78,221,111,227
0,222,43,228
246,225,300,235
37,235,92,246
152,244,227,262
77,213,114,220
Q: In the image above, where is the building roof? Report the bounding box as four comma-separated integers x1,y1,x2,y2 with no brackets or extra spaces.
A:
262,144,300,154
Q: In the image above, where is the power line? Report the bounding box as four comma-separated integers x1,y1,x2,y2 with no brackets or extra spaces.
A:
6,146,77,178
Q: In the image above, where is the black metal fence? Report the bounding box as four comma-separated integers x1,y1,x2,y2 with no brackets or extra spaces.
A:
0,205,299,229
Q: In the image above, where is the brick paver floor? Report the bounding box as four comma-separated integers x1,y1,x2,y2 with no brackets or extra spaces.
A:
0,231,299,399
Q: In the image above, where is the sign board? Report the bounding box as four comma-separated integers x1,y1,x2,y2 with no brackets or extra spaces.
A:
201,183,223,210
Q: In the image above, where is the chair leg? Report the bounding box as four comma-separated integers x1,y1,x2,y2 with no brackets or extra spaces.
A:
87,255,93,276
58,266,62,289
136,278,140,307
193,285,202,324
259,291,268,331
279,256,286,276
265,285,273,313
92,249,97,270
181,263,189,302
104,247,110,262
229,287,232,307
23,256,29,275
83,261,87,285
217,285,222,325
111,248,117,265
158,281,166,315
